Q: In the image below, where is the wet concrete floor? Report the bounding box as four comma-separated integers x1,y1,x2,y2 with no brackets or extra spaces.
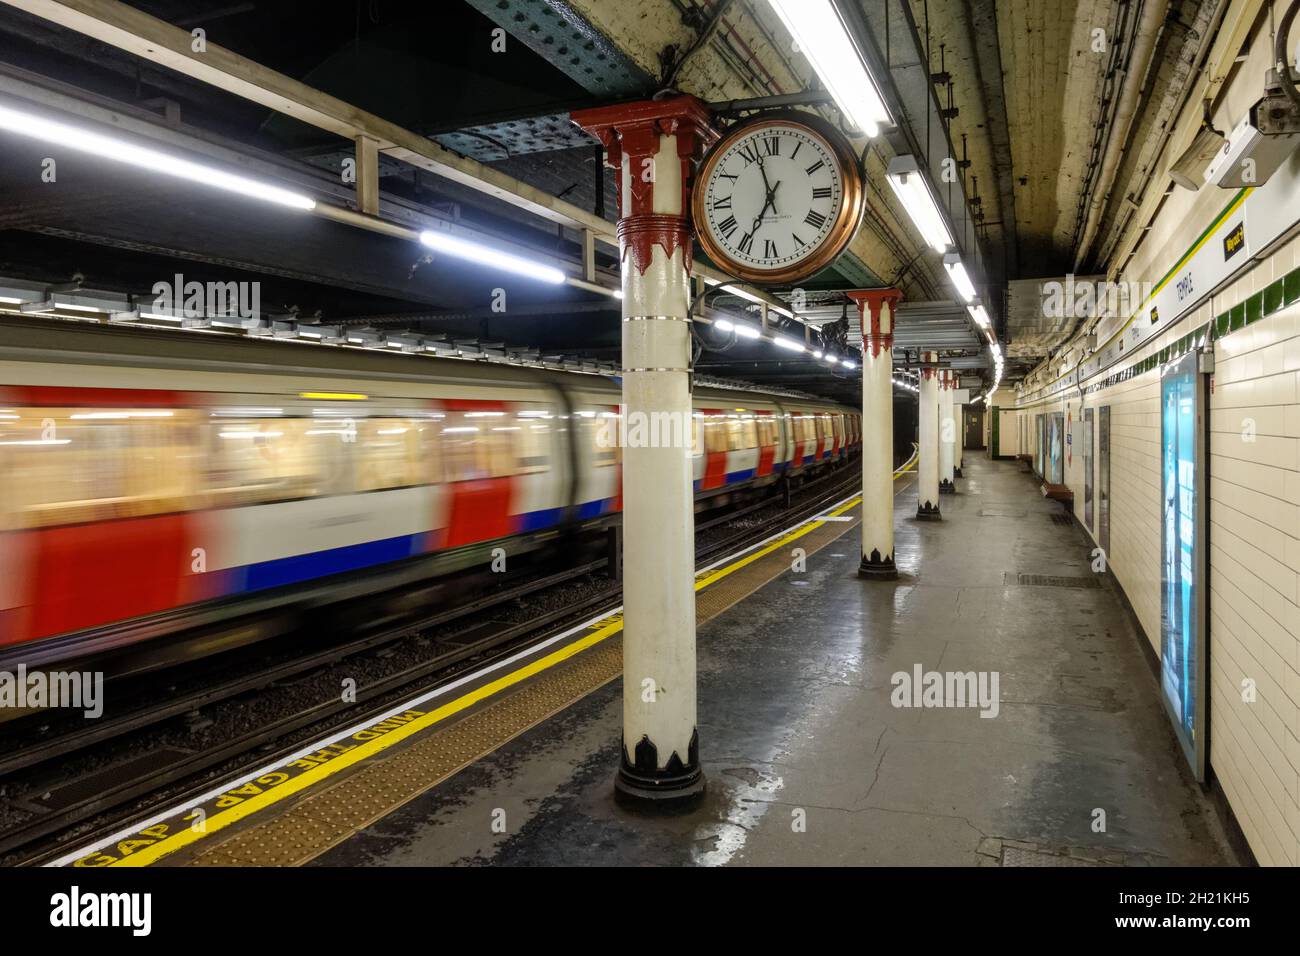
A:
315,457,1238,866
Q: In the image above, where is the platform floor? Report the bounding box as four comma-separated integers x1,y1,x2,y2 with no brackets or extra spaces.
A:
307,456,1236,867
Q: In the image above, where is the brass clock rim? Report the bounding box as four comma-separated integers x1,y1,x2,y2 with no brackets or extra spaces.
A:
691,111,865,287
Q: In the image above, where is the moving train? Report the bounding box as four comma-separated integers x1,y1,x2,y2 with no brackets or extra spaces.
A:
0,318,860,665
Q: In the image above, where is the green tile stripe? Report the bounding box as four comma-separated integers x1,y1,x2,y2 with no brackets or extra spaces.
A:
1028,264,1299,404
1210,266,1300,344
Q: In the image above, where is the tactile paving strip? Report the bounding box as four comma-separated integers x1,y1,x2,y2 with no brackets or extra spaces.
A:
192,640,626,866
186,503,864,867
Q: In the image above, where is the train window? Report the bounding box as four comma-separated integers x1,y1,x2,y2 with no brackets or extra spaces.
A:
723,415,758,450
0,407,200,528
799,415,816,443
833,416,845,443
441,410,514,482
511,405,555,475
355,418,425,492
756,416,778,447
691,413,704,457
585,409,620,468
696,414,722,454
206,417,320,506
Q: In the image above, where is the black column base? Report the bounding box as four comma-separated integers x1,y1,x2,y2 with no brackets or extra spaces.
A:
916,500,942,521
858,548,898,580
954,466,963,478
615,729,705,806
939,479,956,494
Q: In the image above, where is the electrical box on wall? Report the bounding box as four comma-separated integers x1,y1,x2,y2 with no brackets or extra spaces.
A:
1206,110,1300,189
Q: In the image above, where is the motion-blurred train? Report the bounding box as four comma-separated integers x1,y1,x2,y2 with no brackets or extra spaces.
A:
0,318,860,664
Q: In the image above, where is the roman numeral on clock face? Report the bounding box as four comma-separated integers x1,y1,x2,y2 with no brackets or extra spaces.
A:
737,231,755,254
717,214,737,239
763,239,777,258
812,186,832,199
805,160,825,176
804,209,827,229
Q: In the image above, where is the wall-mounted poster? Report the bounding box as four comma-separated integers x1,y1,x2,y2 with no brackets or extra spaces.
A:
1160,351,1207,780
1083,407,1095,530
1047,412,1064,484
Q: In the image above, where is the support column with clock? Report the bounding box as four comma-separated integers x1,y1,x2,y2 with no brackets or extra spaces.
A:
939,369,956,495
847,288,902,579
572,96,717,804
917,352,942,520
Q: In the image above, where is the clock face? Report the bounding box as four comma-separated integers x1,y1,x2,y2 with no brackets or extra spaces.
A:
693,115,862,284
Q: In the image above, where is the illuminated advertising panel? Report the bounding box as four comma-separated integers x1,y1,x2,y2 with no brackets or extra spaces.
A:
1160,352,1207,779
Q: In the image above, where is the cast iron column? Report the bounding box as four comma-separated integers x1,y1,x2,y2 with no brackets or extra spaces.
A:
847,288,902,579
939,369,956,494
573,97,716,804
917,351,942,520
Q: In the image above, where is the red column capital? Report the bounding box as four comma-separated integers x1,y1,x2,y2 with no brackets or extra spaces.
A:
846,288,903,359
572,96,718,276
919,350,941,380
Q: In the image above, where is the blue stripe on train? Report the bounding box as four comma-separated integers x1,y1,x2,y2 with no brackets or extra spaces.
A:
237,533,423,592
234,502,568,593
515,506,565,532
577,498,612,520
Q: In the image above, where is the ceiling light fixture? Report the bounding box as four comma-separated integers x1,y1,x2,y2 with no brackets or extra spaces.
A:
765,0,892,137
0,101,317,211
943,252,977,303
886,155,954,253
418,230,566,284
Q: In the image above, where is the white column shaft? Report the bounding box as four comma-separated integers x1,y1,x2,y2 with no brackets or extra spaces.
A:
619,137,697,774
918,374,940,514
860,344,894,570
939,386,955,486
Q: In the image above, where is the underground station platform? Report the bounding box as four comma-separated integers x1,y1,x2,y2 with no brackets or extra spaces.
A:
53,458,1238,871
2,0,1296,939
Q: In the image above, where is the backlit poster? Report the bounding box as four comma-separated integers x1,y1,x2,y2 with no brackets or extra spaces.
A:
1047,412,1064,484
1160,352,1207,779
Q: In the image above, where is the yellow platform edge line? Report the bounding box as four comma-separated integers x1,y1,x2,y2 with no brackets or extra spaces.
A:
101,468,911,868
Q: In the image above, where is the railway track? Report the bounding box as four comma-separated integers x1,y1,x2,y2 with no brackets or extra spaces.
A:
1,461,867,865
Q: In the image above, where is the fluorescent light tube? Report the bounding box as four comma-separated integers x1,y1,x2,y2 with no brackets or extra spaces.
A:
0,102,316,211
418,230,565,284
943,252,976,303
886,155,953,253
766,0,891,137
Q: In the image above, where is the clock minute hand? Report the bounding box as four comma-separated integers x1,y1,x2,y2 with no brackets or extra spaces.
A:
762,180,781,217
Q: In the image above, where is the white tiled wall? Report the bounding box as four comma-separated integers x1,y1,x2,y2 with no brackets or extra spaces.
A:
1203,235,1300,866
1017,237,1300,866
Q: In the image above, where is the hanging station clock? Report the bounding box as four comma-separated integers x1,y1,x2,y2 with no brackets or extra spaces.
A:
692,112,864,285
